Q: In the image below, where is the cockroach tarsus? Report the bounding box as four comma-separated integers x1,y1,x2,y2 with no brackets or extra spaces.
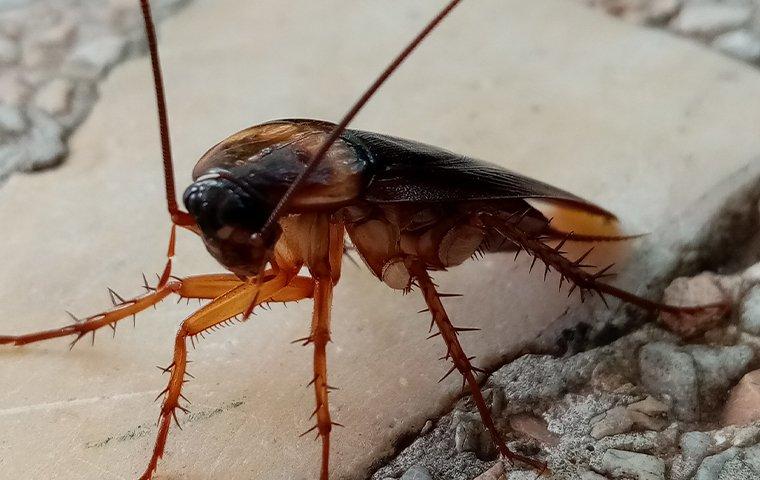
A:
0,1,728,479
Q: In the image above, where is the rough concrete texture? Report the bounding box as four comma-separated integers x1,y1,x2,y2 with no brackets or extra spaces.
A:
0,0,191,178
372,263,760,479
2,1,760,479
581,0,760,66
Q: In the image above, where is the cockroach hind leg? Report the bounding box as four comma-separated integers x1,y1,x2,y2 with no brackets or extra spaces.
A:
482,214,730,321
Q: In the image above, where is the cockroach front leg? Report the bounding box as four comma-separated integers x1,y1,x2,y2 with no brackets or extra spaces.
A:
408,261,547,473
140,272,315,480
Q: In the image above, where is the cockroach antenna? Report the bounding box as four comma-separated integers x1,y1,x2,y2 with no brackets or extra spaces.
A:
260,0,463,235
139,0,194,227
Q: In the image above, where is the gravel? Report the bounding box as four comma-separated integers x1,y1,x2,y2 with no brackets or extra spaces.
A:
0,0,190,181
580,0,760,69
372,260,760,480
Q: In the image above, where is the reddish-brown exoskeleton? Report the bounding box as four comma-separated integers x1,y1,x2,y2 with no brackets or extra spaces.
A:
0,1,726,479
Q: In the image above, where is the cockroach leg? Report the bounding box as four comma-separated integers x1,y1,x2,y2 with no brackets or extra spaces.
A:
0,274,257,348
408,261,548,472
480,214,731,318
0,281,180,348
306,277,335,480
140,272,315,480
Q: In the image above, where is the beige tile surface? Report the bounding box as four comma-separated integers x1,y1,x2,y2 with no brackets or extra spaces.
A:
2,1,760,479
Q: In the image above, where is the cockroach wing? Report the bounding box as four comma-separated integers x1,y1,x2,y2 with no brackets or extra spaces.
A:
346,129,616,220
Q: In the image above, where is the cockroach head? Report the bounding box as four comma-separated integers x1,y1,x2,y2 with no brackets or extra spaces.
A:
183,172,280,277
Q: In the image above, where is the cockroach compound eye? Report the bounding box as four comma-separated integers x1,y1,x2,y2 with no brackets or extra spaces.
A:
0,1,729,479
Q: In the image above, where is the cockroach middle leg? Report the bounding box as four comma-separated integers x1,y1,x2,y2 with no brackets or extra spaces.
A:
140,271,315,480
305,277,336,480
408,261,548,472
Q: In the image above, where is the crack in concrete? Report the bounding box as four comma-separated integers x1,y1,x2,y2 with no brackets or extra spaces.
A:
0,390,159,417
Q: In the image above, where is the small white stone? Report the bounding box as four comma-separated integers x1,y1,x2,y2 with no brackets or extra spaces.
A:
0,34,19,64
741,287,760,335
33,78,74,117
713,30,760,63
66,34,126,78
594,448,666,480
645,0,681,23
670,3,753,39
695,447,740,480
18,108,66,171
36,19,77,47
639,342,699,421
0,72,29,105
0,103,26,134
400,465,433,480
745,262,760,284
21,42,51,69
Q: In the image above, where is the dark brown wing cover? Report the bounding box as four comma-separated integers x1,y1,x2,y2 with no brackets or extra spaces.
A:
345,129,616,220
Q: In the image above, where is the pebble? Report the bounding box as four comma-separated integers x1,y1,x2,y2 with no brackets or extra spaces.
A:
743,262,760,284
18,109,66,171
0,72,29,106
509,413,559,445
717,454,759,479
685,344,754,412
628,396,668,417
671,431,712,480
452,410,494,459
722,370,760,426
0,103,26,135
593,448,665,480
0,1,190,180
36,19,76,47
644,0,681,24
695,447,740,480
473,462,504,480
740,286,760,335
66,34,126,79
400,465,433,480
659,273,728,337
638,342,699,421
670,3,753,39
589,0,682,23
713,30,760,64
0,33,19,64
33,77,75,117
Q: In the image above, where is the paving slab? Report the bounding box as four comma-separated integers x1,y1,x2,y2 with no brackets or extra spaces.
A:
2,1,760,479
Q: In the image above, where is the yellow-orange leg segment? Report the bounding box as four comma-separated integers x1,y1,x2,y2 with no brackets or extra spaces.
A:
0,272,314,348
0,274,242,347
305,277,335,480
139,272,314,480
408,261,546,472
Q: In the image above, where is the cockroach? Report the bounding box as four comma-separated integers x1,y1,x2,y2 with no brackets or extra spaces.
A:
0,1,726,479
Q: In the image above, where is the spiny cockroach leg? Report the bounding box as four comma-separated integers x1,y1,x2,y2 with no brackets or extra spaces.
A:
0,282,179,347
139,273,314,480
306,277,335,480
408,261,547,472
482,214,730,318
0,274,257,348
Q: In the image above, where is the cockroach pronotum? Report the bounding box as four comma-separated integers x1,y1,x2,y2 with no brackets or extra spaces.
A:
0,1,727,479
